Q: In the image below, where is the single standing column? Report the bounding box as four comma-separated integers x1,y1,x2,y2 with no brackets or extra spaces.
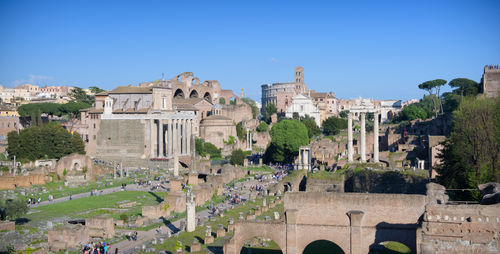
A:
373,112,379,162
149,118,154,158
360,112,366,162
159,120,164,158
186,119,191,156
347,113,353,162
183,119,188,155
177,119,181,154
246,127,250,150
172,120,178,156
168,118,173,157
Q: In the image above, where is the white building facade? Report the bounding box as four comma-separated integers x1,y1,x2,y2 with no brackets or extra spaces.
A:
285,94,321,127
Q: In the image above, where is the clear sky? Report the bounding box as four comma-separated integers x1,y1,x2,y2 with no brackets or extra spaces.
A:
1,0,499,102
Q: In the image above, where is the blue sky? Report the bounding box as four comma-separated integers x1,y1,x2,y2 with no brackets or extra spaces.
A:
1,0,499,102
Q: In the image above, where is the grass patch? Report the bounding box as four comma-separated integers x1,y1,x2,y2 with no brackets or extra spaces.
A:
26,191,164,224
382,241,412,254
307,170,343,181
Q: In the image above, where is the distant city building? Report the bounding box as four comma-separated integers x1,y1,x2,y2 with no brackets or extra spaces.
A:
0,105,20,153
261,66,308,113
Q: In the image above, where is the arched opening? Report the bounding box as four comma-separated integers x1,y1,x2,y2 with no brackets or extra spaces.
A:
370,241,411,254
189,90,199,98
174,89,185,99
240,237,283,254
72,162,81,171
303,240,345,254
204,92,212,102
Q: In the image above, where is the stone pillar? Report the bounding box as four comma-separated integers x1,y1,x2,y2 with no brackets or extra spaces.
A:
150,118,154,158
373,112,379,163
347,113,353,162
360,112,366,162
177,119,182,155
183,119,188,155
186,187,196,232
159,120,164,158
120,162,123,178
186,120,191,156
246,127,250,150
173,152,179,177
168,118,173,157
347,210,364,254
172,120,178,157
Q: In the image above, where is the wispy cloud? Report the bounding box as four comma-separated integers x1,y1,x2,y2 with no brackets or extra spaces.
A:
269,57,278,63
11,74,54,86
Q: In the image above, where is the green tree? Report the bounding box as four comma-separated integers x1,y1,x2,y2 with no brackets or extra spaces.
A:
7,122,85,161
322,116,347,136
219,98,226,105
204,142,221,159
436,97,500,200
418,79,447,117
396,104,428,121
0,199,28,220
89,86,105,94
264,119,309,163
300,116,321,138
449,78,480,98
230,149,245,166
256,122,269,132
339,110,349,118
263,103,277,123
235,122,245,140
69,87,95,105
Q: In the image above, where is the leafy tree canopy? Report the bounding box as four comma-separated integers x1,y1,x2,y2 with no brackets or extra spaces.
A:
449,78,480,97
241,97,259,119
256,122,269,132
230,149,245,166
7,122,85,161
300,115,321,138
69,87,95,105
264,119,309,163
322,116,348,136
263,103,277,123
89,86,105,94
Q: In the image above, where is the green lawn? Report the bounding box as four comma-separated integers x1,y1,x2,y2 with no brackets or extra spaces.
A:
381,241,412,254
307,170,344,181
26,191,164,224
17,177,134,201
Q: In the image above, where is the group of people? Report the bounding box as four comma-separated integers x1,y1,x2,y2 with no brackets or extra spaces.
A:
82,242,110,254
125,231,138,241
27,197,41,205
90,189,101,196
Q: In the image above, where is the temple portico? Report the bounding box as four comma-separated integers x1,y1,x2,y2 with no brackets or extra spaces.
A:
149,115,195,159
348,98,380,163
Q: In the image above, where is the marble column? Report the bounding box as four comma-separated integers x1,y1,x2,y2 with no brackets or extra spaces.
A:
159,120,164,158
373,112,379,162
360,112,366,162
168,118,173,157
183,119,188,155
149,118,154,158
177,119,182,154
186,119,191,156
172,120,178,155
347,113,353,162
246,128,250,150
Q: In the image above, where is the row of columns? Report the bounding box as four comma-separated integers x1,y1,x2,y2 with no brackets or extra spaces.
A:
347,112,379,163
149,118,194,158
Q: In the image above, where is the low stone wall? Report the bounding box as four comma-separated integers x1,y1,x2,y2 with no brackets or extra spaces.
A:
142,202,171,219
419,204,500,254
0,174,46,190
48,224,89,251
0,221,15,231
306,177,344,192
55,153,93,177
85,216,114,239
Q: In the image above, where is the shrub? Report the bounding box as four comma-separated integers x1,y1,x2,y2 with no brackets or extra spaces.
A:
230,149,245,166
119,214,129,222
256,122,268,132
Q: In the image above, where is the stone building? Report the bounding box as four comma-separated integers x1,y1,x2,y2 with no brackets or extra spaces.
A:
482,65,500,98
310,92,339,123
0,105,20,152
261,66,308,113
199,105,237,149
285,94,321,127
80,85,197,166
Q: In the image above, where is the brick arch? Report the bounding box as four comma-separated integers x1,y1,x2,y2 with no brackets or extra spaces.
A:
302,239,346,254
174,88,185,99
224,221,286,254
295,225,350,254
189,89,199,98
